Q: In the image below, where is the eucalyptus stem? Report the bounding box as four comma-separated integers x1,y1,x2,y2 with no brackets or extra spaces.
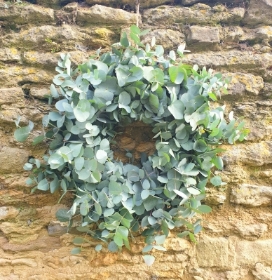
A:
135,0,140,27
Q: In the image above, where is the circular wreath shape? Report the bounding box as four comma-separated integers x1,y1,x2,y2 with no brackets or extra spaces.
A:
20,26,247,261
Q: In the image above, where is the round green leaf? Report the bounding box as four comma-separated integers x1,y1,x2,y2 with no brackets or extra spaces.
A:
143,255,155,266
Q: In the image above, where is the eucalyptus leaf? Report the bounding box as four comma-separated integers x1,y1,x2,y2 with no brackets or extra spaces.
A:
74,99,93,122
143,255,155,266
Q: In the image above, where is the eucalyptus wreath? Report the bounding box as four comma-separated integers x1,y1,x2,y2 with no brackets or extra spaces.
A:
15,25,248,265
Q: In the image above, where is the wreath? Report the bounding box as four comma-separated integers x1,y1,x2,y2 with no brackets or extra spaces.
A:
15,25,248,265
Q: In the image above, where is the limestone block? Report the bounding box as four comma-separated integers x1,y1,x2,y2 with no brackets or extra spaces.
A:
227,72,264,95
3,25,116,51
77,5,138,25
255,26,272,40
243,0,272,26
143,4,245,27
23,51,59,68
142,29,185,51
1,234,61,252
230,184,272,207
204,215,260,237
222,26,244,42
235,239,272,266
0,66,53,87
11,259,37,267
0,88,24,105
196,236,232,269
259,169,272,178
0,48,21,63
182,51,272,73
186,26,220,46
0,4,55,25
235,223,268,240
85,0,170,8
29,87,50,100
225,269,250,280
0,221,41,243
231,101,272,141
193,268,249,280
0,147,29,174
253,263,272,280
0,207,19,221
222,141,272,166
3,25,84,50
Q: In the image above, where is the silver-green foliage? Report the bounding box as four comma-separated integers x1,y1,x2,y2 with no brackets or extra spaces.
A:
15,25,248,264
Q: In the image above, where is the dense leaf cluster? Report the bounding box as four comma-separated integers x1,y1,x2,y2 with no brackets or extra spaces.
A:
15,26,248,265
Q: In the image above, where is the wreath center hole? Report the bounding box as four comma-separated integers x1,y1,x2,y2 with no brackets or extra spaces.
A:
111,121,156,166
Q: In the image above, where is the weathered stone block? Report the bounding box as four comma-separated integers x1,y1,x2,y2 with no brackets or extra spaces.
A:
0,207,19,221
223,141,272,166
253,263,272,280
243,0,272,26
0,66,53,87
143,4,245,27
186,26,220,46
182,51,272,74
235,223,268,240
196,236,232,269
0,48,21,63
142,29,185,51
0,88,24,105
77,5,138,25
11,259,37,267
230,184,272,207
227,72,264,95
23,51,59,68
29,87,50,100
0,147,29,174
85,0,170,8
235,239,272,266
3,25,117,52
0,4,55,25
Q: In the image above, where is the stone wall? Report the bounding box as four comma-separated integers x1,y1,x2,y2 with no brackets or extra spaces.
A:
0,0,272,279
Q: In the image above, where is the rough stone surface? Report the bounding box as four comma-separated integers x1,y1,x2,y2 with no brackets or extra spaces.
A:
0,48,21,63
0,88,25,105
243,0,272,26
223,141,272,166
0,147,29,173
252,263,272,280
0,207,19,221
230,184,272,207
227,73,264,95
85,0,171,8
143,4,245,27
186,26,220,49
142,29,185,51
77,5,138,25
0,4,55,25
196,236,232,269
29,86,50,99
0,0,271,279
235,239,272,266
